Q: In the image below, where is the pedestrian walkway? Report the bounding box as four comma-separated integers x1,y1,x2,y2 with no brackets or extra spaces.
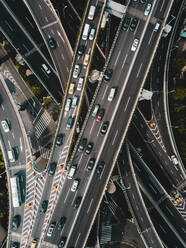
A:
100,225,112,245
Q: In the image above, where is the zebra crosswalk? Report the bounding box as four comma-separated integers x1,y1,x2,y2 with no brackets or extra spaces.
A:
34,111,51,138
100,225,112,245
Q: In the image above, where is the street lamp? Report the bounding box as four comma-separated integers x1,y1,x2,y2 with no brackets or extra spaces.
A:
63,5,67,17
144,139,155,144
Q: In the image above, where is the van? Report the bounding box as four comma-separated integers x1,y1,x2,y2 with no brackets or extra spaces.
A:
71,95,79,108
88,5,96,20
82,23,90,40
67,164,77,179
42,64,51,74
108,87,117,101
8,150,15,163
83,54,90,68
31,240,37,248
69,83,75,95
77,77,84,91
154,21,161,32
92,104,100,117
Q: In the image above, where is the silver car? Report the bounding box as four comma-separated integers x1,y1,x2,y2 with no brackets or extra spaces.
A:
73,64,81,78
1,120,10,133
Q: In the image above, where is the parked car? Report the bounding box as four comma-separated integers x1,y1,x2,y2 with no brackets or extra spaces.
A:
122,16,131,30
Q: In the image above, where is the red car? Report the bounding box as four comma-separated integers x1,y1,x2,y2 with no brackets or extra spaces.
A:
96,108,105,122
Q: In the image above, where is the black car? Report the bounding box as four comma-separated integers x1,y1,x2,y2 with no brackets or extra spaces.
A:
77,45,86,56
58,236,67,248
87,158,95,171
100,121,109,135
103,68,113,81
130,17,139,31
48,36,57,49
57,216,66,230
85,142,94,155
40,200,48,214
78,138,87,152
48,162,57,176
122,16,131,30
74,196,82,209
96,161,105,174
11,242,20,248
56,133,64,146
12,215,21,231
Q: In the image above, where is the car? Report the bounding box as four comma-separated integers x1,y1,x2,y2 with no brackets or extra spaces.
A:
48,36,57,49
42,63,51,74
66,116,75,130
67,164,77,179
12,215,21,231
74,196,82,209
100,121,109,135
73,64,81,78
78,138,87,152
154,21,161,32
77,44,86,56
56,133,64,146
1,119,10,132
171,155,179,165
96,161,105,174
58,237,67,248
103,68,113,81
71,95,79,108
47,222,56,237
77,77,84,91
40,200,48,214
57,216,66,230
92,104,100,117
122,16,131,30
131,38,139,52
87,158,95,171
108,87,117,101
89,28,96,40
85,142,94,155
71,178,80,192
130,17,139,31
83,53,90,68
65,98,72,112
11,242,20,248
96,108,105,122
144,3,152,16
48,162,57,176
68,83,76,95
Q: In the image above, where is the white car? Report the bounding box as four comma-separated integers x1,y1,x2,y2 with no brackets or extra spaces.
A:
171,155,179,165
65,98,72,112
77,77,84,91
1,120,10,133
47,223,56,237
73,64,81,78
71,179,80,192
131,38,139,52
144,3,152,16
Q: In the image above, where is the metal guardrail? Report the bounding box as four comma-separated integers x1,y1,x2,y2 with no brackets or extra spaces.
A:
163,0,186,184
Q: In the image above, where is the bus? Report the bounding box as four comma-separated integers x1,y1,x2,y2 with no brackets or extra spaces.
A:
88,5,96,20
82,23,90,40
10,176,22,208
